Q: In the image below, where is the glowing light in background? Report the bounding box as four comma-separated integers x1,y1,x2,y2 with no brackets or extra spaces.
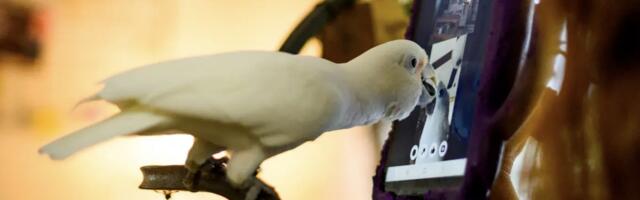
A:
0,1,379,200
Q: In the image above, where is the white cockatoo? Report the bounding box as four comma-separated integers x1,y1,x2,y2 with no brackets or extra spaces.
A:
39,39,428,196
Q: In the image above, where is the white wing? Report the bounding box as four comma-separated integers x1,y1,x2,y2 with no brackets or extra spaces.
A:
97,51,347,143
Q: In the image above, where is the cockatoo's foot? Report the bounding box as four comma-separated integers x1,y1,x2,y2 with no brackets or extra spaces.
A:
200,156,229,177
182,171,197,192
182,157,229,192
241,176,277,200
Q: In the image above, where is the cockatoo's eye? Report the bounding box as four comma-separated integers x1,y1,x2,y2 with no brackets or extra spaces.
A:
410,58,417,68
404,55,418,73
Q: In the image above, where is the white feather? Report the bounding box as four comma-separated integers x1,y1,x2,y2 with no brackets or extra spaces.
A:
39,110,169,160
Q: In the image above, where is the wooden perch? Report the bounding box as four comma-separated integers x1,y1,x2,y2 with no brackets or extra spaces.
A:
139,159,279,200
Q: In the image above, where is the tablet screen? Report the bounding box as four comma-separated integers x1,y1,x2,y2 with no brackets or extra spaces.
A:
384,0,490,195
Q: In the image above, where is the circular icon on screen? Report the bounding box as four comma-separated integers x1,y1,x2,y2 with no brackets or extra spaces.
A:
410,145,419,160
419,145,428,158
439,141,448,157
429,143,438,157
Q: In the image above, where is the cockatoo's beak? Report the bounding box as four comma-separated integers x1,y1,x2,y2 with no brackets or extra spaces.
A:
417,57,436,108
416,58,427,79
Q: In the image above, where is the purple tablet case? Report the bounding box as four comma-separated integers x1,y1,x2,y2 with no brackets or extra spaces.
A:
373,0,534,199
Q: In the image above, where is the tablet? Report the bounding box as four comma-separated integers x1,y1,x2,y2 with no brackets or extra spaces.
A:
383,0,490,195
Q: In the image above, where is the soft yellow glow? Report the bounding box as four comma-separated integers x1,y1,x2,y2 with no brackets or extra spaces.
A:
0,1,381,200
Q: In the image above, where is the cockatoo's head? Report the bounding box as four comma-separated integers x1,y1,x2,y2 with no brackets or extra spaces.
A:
348,40,430,121
352,40,429,80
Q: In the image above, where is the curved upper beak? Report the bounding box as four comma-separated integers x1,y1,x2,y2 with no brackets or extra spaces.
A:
418,79,437,108
416,58,427,79
418,58,436,108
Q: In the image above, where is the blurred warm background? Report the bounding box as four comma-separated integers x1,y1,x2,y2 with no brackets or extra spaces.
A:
0,0,401,199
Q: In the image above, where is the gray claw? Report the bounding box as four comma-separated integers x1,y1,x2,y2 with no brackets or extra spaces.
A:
183,157,230,192
182,170,199,192
243,176,276,200
244,177,263,200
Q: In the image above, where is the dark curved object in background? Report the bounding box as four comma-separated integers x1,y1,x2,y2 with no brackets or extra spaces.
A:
278,0,354,54
0,2,41,62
